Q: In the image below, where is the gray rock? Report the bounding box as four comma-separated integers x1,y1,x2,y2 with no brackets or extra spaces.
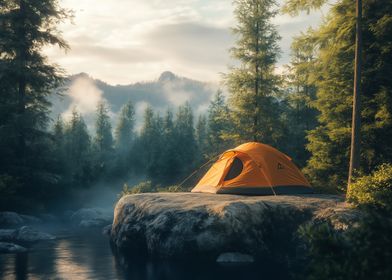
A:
216,252,255,263
71,208,113,228
102,224,112,236
0,226,55,247
13,226,55,243
0,212,24,227
0,229,16,242
111,193,344,261
312,206,362,230
0,242,27,253
0,212,42,227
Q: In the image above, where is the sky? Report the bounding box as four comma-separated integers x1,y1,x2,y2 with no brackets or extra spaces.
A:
44,0,326,85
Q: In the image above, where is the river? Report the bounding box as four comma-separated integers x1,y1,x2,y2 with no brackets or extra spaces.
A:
0,228,291,280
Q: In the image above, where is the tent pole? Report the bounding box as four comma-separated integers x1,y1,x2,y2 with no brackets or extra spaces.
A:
178,154,221,188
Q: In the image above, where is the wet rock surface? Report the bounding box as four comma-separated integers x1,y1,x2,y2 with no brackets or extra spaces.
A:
0,226,55,244
0,242,27,253
70,208,113,228
111,193,350,261
0,207,113,254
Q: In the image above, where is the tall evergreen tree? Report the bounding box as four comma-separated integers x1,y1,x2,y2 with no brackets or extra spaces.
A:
293,0,392,189
52,116,66,169
225,0,283,145
195,114,208,158
157,109,179,184
0,0,69,207
94,101,113,154
115,100,135,152
63,109,92,185
174,102,197,180
93,101,114,178
283,33,318,166
207,90,232,156
137,106,163,181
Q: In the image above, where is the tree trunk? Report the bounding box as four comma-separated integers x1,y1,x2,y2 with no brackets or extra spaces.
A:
348,0,362,188
253,14,260,142
17,0,27,159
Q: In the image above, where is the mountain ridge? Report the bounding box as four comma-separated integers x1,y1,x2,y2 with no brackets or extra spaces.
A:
50,71,218,129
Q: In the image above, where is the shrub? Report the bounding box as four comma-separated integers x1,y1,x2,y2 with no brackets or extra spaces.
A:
296,163,392,280
119,181,186,199
156,185,185,192
297,210,392,280
347,163,392,211
120,181,155,197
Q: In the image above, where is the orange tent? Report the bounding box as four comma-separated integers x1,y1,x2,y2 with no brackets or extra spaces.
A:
191,142,312,195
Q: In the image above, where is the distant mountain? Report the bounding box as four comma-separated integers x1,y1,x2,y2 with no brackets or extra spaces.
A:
50,71,218,130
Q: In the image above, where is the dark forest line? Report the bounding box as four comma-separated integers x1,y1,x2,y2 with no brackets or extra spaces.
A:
0,0,392,213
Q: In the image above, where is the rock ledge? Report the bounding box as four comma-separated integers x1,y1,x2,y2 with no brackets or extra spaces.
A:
111,193,345,261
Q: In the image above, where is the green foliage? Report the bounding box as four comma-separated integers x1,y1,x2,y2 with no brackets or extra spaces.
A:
115,100,135,151
303,0,392,190
298,209,392,280
0,0,70,209
347,164,392,211
206,90,233,157
226,0,285,146
281,0,328,16
94,101,113,153
119,181,185,198
195,114,208,158
120,181,155,196
298,164,392,279
282,32,318,167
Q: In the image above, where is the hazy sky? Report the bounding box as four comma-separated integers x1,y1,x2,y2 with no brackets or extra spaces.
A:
44,0,325,85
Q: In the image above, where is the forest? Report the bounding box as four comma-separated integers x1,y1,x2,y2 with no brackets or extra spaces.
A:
1,0,391,211
1,0,392,279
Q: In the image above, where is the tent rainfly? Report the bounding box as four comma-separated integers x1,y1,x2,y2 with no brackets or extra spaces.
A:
191,142,313,195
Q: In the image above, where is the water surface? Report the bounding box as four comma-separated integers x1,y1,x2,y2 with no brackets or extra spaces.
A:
0,229,291,280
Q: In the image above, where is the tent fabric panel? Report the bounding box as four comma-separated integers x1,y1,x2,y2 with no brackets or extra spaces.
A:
221,153,270,188
191,142,312,195
259,151,310,187
223,157,243,181
191,154,233,193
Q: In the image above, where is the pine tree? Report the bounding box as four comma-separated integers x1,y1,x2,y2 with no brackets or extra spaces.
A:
94,101,113,154
296,0,392,189
63,109,92,185
115,100,135,152
0,0,69,207
154,109,180,184
207,90,232,156
137,106,163,181
283,33,318,166
225,0,283,145
93,101,114,178
174,102,197,180
52,116,66,167
195,114,208,158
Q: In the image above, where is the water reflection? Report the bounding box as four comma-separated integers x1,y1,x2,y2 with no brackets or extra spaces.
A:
0,231,291,280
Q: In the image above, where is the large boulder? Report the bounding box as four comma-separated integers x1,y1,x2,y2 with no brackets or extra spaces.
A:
110,193,346,261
